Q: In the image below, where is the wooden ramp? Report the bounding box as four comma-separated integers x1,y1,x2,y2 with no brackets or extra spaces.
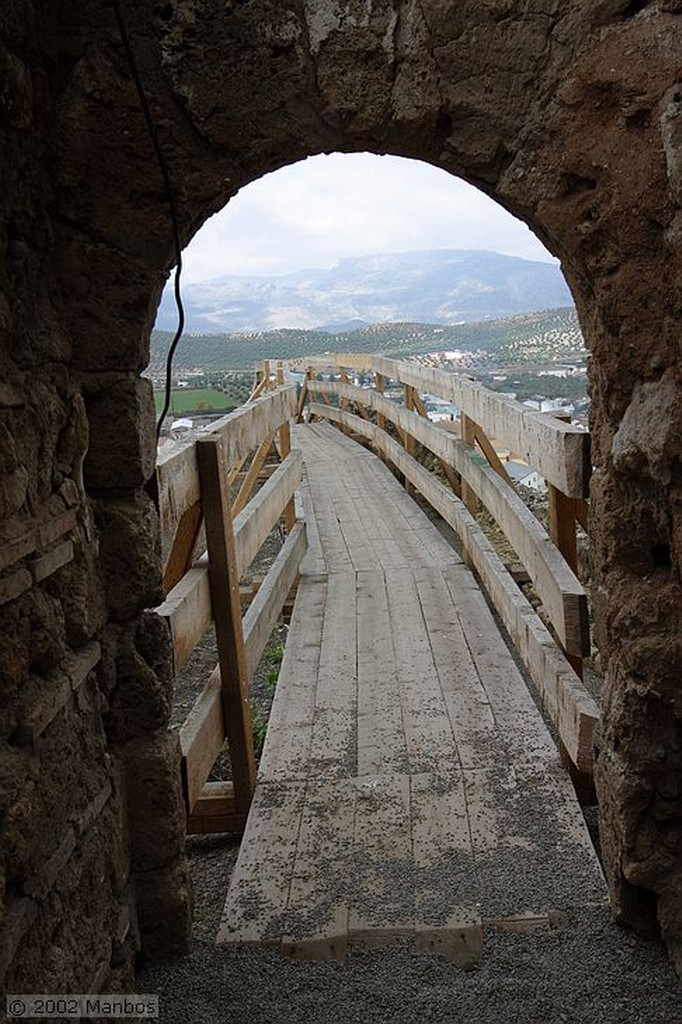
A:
217,423,606,964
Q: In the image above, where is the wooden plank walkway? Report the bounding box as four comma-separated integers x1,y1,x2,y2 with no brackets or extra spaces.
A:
218,422,606,963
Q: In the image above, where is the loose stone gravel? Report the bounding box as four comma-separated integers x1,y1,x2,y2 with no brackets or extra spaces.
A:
138,888,680,1024
137,784,680,1024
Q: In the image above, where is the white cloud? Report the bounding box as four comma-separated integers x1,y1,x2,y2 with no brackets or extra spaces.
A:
180,153,557,284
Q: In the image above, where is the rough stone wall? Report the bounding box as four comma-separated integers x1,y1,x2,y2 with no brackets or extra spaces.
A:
1,0,680,989
0,1,191,996
493,9,682,966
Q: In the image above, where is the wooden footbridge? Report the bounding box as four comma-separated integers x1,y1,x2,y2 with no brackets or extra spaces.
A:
155,357,605,966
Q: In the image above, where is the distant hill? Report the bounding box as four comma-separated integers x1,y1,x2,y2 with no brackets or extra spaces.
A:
148,307,584,376
154,249,573,333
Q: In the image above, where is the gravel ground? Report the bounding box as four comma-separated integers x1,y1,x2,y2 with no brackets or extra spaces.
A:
138,893,680,1024
139,798,679,1023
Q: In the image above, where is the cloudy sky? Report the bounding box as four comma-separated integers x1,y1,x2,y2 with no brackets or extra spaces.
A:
180,152,557,284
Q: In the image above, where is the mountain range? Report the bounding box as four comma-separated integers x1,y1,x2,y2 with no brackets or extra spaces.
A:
148,308,584,376
154,249,573,333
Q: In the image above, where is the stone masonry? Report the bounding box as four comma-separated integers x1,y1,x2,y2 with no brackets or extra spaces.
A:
0,0,680,991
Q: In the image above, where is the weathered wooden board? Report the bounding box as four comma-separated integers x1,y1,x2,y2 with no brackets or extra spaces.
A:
356,571,408,776
232,449,303,578
385,568,460,776
411,567,498,770
348,773,413,945
163,500,203,593
157,384,297,544
242,521,307,678
156,566,212,673
411,771,483,967
295,477,326,575
308,571,358,780
217,780,307,946
258,576,327,782
197,434,256,814
283,778,357,960
186,781,247,835
178,668,223,812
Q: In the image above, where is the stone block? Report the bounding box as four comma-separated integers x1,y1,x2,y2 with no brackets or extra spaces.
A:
0,895,38,984
56,392,89,481
135,857,192,958
0,381,25,408
36,507,77,547
94,492,164,620
0,567,32,606
57,238,159,373
105,625,173,743
0,422,19,474
83,375,156,492
23,826,77,899
58,534,107,647
611,371,681,485
31,538,74,581
0,521,36,572
74,780,112,836
0,466,29,518
115,730,186,874
25,586,68,678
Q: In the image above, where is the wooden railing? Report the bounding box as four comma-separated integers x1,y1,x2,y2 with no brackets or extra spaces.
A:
155,366,306,834
291,354,598,783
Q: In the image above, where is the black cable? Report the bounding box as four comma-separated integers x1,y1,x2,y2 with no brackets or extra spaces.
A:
111,0,185,439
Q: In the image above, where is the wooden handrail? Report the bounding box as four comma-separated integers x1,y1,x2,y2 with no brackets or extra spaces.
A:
157,450,303,673
157,383,297,548
292,354,590,497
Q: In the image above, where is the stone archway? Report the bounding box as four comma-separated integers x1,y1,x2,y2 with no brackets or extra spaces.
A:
1,0,681,989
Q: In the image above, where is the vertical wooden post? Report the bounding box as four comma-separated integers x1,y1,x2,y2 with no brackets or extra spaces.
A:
340,369,350,435
196,434,256,815
277,362,296,533
548,410,582,680
548,486,579,574
460,414,480,515
296,370,310,423
545,415,594,804
263,359,271,391
411,392,461,497
404,385,417,457
403,384,417,495
375,373,386,432
548,483,583,681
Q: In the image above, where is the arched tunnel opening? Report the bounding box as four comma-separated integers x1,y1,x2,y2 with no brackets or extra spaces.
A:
1,0,680,1005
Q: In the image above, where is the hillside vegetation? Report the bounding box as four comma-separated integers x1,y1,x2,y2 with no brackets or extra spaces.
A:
149,307,584,377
